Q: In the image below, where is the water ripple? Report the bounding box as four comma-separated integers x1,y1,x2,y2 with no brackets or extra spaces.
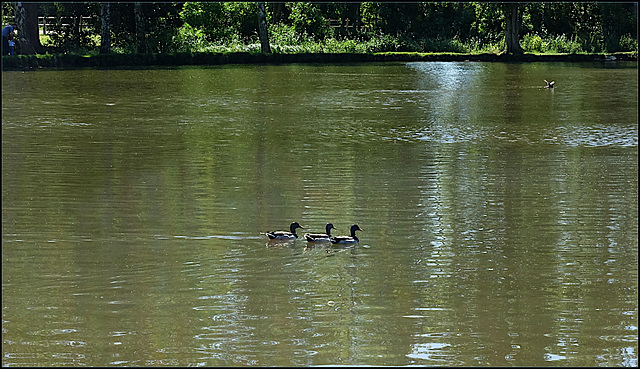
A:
397,123,637,147
548,124,638,147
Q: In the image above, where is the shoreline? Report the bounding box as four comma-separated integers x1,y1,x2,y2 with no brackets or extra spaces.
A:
2,51,637,71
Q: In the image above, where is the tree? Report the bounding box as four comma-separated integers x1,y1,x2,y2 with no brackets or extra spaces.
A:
15,2,46,54
100,2,110,54
288,2,330,40
257,2,271,53
504,3,523,55
270,2,286,24
134,2,147,53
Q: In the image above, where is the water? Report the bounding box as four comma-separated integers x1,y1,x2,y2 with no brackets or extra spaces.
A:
2,61,637,366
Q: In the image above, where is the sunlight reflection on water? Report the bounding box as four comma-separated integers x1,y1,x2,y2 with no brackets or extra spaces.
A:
401,123,638,147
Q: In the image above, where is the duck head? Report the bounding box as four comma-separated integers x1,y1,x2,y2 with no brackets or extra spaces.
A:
325,223,337,234
290,222,304,233
350,224,363,236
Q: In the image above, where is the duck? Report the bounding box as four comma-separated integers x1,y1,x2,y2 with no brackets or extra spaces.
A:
330,224,363,245
544,79,555,89
264,222,304,240
304,223,337,243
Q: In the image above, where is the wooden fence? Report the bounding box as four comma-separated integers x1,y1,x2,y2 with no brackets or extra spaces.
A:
2,16,95,34
38,16,95,34
3,16,358,35
326,18,363,31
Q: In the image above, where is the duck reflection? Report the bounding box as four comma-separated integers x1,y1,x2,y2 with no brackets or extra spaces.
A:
265,239,296,248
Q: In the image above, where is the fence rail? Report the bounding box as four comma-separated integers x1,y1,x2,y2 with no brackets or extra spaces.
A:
326,18,363,30
4,16,360,35
38,16,95,34
3,16,95,34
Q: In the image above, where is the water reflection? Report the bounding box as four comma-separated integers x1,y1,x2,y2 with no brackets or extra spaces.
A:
2,62,637,366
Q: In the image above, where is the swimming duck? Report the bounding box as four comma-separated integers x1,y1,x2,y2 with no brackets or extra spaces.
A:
304,223,337,243
265,222,304,240
544,79,555,89
330,224,363,245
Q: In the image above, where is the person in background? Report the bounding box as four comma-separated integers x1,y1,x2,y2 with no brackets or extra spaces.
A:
2,24,16,56
8,37,15,55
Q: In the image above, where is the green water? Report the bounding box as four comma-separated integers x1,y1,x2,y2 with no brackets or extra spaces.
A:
2,61,637,366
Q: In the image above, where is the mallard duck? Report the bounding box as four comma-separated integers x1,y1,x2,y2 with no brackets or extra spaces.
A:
330,224,363,245
265,222,304,240
304,223,337,242
544,79,555,89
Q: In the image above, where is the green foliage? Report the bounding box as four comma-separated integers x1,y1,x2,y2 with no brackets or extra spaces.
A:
144,3,184,53
618,34,638,53
224,2,258,40
470,2,503,43
173,23,208,52
179,2,226,41
521,34,544,52
361,32,405,53
547,34,585,53
2,2,15,20
360,2,382,30
8,2,637,56
106,3,136,49
359,2,423,37
413,3,476,40
288,2,331,40
268,23,302,45
38,2,100,52
179,2,258,44
522,33,585,54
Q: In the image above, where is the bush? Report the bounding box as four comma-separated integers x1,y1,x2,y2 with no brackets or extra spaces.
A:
521,33,589,54
522,34,544,52
544,34,584,53
179,2,227,40
173,23,209,52
269,23,303,45
288,2,331,40
461,37,502,53
616,34,638,52
361,32,404,53
411,37,468,53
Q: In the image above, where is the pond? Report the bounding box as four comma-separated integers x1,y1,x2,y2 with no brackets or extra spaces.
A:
2,61,638,366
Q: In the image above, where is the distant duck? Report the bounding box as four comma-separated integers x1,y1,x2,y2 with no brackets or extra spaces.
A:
544,79,555,89
265,222,304,240
604,55,617,61
330,224,363,245
304,223,337,243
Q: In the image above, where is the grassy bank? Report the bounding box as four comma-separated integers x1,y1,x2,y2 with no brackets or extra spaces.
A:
2,51,637,71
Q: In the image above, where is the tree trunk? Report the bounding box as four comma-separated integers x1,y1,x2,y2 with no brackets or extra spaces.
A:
73,14,81,49
100,2,111,54
257,2,271,53
271,2,284,24
634,3,638,39
504,3,523,55
15,2,46,55
134,2,147,53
